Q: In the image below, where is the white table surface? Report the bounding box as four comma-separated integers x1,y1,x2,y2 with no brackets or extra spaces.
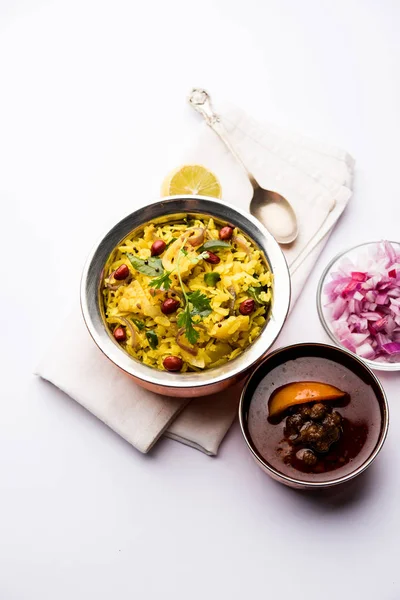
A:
1,1,400,598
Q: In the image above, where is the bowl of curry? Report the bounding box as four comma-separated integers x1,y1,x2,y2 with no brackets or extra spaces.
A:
239,342,389,489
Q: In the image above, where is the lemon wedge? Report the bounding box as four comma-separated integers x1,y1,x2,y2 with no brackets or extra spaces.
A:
161,165,222,198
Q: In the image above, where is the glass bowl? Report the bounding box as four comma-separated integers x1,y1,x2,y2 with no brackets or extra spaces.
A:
317,240,400,372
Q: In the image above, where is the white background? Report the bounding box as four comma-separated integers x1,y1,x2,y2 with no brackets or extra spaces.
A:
1,1,400,598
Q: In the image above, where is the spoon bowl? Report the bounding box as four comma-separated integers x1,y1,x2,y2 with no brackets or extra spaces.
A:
250,188,298,245
188,88,299,245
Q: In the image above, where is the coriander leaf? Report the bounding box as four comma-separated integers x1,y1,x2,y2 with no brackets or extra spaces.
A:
177,306,199,345
145,330,159,349
175,241,209,345
127,253,163,277
181,248,189,257
131,318,145,330
187,290,212,318
248,286,270,306
199,240,231,252
204,272,221,286
149,270,172,290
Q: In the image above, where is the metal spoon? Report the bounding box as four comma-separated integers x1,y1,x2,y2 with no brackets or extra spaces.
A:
188,88,298,245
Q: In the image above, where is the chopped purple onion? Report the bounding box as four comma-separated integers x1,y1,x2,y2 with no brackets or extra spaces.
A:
324,241,400,362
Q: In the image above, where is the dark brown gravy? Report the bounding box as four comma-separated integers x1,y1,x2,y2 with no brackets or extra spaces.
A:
274,402,369,475
248,356,382,483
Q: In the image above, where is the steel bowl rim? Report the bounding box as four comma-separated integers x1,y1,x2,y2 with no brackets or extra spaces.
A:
80,195,291,390
317,240,400,372
239,341,389,488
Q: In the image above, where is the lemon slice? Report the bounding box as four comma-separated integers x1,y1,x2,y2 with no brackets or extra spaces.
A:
161,165,222,198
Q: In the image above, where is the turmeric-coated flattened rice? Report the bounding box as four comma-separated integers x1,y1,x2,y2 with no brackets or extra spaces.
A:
102,216,273,372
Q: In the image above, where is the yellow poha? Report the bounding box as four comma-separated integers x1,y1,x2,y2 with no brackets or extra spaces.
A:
102,216,273,372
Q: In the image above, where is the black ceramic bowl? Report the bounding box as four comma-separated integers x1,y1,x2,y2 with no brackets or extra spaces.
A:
239,343,389,489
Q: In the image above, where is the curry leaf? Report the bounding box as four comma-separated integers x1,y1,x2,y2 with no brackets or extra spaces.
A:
131,318,145,330
145,330,159,349
199,240,231,252
127,254,163,277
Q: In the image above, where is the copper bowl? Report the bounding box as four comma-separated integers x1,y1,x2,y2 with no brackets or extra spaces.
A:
80,196,291,397
239,343,389,489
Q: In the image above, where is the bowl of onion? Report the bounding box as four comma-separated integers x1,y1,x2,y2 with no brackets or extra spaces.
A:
317,240,400,371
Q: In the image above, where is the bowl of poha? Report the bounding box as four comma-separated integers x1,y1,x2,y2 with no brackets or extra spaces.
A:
81,196,291,397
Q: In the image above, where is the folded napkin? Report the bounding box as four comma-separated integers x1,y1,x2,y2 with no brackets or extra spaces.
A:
37,99,354,455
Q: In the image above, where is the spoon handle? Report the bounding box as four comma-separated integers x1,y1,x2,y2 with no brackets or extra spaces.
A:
188,88,258,188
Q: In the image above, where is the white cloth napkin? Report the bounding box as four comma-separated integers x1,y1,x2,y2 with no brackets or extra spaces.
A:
36,102,354,455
